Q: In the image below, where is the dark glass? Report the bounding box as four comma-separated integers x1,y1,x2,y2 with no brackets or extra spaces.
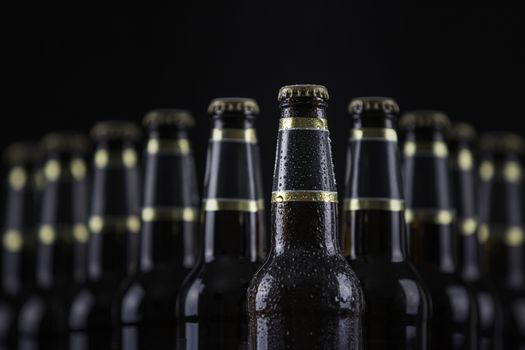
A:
477,133,525,349
116,110,199,349
177,98,266,349
15,133,90,349
402,111,478,350
248,85,364,350
0,142,39,347
68,122,141,350
342,98,430,349
449,125,502,349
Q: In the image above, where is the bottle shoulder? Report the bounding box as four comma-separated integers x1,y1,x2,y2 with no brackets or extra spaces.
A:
248,252,363,314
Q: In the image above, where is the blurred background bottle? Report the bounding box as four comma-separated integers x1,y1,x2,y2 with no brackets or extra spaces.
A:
401,111,478,349
116,109,199,349
449,123,502,349
478,132,525,349
16,132,90,349
68,121,141,350
177,98,266,349
0,142,40,347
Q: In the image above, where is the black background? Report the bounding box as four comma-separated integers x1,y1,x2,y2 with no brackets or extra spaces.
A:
1,3,524,196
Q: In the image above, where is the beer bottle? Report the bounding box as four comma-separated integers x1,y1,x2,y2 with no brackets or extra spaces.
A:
477,132,525,348
247,85,364,350
0,142,39,346
117,109,199,349
448,123,502,348
68,121,141,349
401,111,478,349
176,98,266,349
16,132,90,348
342,98,430,349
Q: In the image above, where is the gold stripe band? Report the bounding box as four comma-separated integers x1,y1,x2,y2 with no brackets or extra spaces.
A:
403,141,448,158
405,209,455,225
210,128,257,143
279,117,328,131
271,191,338,203
458,217,477,236
479,161,523,183
147,138,191,155
141,207,198,222
36,223,90,245
89,215,141,234
203,199,264,212
350,128,398,142
94,149,139,169
344,198,405,211
3,229,23,252
478,225,525,247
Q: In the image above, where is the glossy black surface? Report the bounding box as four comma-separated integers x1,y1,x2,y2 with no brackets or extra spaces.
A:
248,94,364,349
177,107,265,349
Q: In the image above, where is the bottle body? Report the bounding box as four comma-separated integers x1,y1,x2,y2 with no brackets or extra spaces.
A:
342,99,430,349
248,86,363,350
177,99,265,349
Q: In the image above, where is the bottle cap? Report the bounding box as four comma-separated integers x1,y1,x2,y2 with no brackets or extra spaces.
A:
41,132,89,153
2,142,39,164
91,121,142,141
448,122,477,141
277,84,329,101
348,97,400,114
479,132,525,154
400,110,450,129
143,109,195,128
207,98,260,115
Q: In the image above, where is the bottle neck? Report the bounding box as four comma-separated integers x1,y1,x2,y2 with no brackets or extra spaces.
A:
139,128,199,271
343,114,407,261
87,141,141,281
403,129,456,272
201,114,265,262
272,99,339,255
35,152,89,289
1,163,38,294
449,140,482,280
478,153,525,287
